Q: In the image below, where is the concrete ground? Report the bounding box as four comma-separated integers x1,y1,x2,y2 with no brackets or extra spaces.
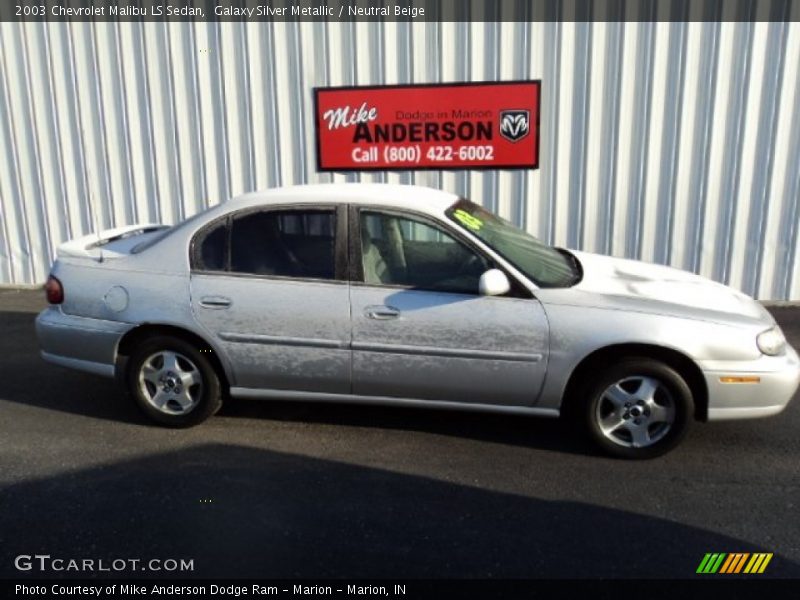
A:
0,289,798,578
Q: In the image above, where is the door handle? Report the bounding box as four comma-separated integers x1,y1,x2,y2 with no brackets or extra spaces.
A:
365,305,400,320
199,296,232,309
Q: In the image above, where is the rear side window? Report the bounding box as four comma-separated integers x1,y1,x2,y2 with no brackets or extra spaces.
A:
230,210,336,280
196,221,227,271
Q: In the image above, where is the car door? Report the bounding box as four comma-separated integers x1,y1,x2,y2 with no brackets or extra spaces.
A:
189,205,351,393
349,207,549,407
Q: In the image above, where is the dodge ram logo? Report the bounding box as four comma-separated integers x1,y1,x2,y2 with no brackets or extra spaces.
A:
499,110,530,142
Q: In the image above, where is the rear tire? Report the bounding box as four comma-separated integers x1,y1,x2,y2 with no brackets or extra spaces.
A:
127,336,222,427
581,358,693,459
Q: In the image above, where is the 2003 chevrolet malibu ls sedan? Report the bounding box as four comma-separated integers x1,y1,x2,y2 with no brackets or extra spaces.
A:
36,184,799,458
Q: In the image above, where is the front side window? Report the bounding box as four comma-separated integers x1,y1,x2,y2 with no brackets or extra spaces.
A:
229,209,336,280
360,211,489,294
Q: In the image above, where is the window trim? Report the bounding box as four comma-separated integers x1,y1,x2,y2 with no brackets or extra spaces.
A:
348,205,531,299
189,203,347,284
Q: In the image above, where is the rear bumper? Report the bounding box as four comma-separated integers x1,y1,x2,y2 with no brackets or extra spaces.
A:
699,345,800,421
35,306,131,378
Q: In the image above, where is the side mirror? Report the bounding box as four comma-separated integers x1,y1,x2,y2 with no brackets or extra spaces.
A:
479,269,511,296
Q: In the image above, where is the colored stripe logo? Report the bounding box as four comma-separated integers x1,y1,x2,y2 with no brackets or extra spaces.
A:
696,553,773,574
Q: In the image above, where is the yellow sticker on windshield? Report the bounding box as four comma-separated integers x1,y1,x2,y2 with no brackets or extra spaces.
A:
453,209,483,231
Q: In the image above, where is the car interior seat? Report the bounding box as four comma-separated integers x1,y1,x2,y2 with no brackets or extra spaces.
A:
361,222,393,285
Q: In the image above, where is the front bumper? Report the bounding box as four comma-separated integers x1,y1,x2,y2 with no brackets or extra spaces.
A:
35,306,132,378
699,344,800,420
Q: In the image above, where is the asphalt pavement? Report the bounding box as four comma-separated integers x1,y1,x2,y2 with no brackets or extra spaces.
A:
1,289,798,578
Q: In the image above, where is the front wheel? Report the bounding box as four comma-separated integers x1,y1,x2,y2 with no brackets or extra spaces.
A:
583,358,693,459
127,336,222,427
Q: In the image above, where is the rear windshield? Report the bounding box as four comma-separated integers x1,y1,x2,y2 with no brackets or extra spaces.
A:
131,228,173,253
131,207,218,254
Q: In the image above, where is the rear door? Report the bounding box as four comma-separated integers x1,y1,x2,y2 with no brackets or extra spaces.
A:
349,207,549,406
189,205,351,393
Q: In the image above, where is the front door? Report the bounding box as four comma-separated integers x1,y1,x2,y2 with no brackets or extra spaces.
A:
350,208,549,406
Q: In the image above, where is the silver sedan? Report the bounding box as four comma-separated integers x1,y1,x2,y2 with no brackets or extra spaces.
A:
35,184,800,458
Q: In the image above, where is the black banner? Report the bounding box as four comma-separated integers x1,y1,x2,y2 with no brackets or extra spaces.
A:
5,579,800,600
2,0,800,23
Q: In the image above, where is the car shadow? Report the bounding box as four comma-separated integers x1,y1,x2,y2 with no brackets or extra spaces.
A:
218,397,593,455
6,305,799,458
1,308,594,456
0,310,146,426
2,442,798,578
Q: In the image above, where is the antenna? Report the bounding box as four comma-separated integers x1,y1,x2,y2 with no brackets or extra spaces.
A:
86,165,103,262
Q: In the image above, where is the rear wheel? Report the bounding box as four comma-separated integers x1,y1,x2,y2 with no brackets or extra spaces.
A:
582,358,693,459
127,336,221,427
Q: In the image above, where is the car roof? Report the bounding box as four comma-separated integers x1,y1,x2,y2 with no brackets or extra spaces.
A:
226,184,460,215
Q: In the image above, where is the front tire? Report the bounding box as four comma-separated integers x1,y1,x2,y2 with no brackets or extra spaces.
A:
127,336,222,427
582,358,693,459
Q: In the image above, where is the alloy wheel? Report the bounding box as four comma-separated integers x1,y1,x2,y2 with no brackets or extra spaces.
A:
594,375,676,449
137,350,204,415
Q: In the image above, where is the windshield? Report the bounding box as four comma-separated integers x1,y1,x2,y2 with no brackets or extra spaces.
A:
445,199,580,288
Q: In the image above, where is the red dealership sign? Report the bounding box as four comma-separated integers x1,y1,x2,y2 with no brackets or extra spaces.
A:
314,81,540,171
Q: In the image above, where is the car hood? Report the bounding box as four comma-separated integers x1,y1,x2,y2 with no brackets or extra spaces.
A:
567,250,770,323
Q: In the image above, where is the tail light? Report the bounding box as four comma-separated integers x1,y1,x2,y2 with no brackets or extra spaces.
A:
45,275,64,304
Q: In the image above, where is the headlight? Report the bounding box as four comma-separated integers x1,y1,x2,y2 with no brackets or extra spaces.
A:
757,326,786,356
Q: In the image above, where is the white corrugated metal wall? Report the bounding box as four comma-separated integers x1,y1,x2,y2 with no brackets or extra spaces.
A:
0,20,799,298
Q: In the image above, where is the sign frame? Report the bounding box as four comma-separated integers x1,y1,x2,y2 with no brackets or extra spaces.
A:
313,80,541,172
